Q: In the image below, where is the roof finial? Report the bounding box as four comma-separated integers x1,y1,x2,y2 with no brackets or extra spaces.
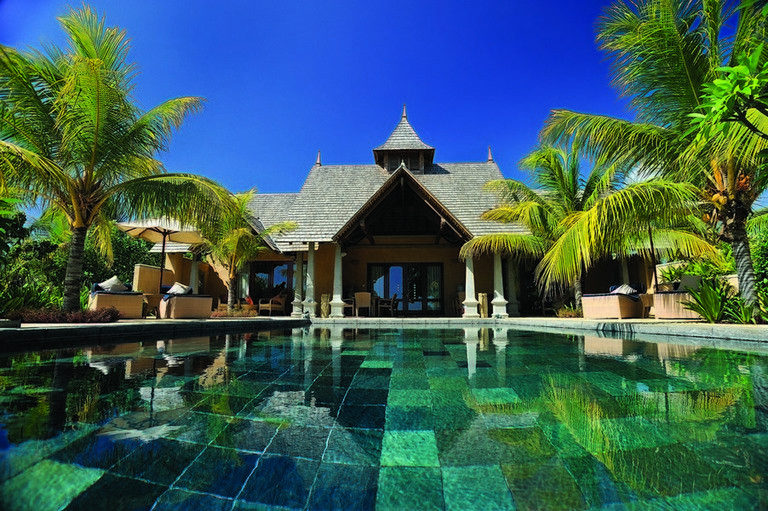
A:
402,103,407,119
487,145,494,162
316,150,322,166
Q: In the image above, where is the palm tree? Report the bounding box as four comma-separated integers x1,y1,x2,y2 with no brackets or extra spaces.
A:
461,145,711,305
0,6,235,311
541,0,768,307
202,191,296,312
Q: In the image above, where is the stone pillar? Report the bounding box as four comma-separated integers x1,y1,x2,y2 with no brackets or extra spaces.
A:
330,243,346,318
303,242,317,318
189,255,200,294
462,258,480,318
291,253,304,318
492,253,509,318
505,258,520,317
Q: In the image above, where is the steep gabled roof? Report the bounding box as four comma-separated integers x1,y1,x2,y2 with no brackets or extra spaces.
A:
250,161,524,252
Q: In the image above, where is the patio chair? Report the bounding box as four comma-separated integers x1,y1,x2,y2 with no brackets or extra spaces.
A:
354,292,372,316
342,297,355,316
378,293,398,316
259,293,287,316
582,284,643,320
88,278,144,319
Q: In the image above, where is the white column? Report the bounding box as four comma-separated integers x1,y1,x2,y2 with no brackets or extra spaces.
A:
462,258,479,318
505,258,520,317
493,329,508,386
464,328,478,380
303,242,317,318
492,253,509,318
291,252,304,318
330,243,345,318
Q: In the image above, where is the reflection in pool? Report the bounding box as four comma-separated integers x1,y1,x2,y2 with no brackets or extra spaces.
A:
0,328,766,510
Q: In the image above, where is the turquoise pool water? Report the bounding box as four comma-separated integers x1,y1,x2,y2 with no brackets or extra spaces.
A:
0,327,766,510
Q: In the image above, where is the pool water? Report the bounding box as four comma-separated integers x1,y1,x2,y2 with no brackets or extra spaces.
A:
0,327,766,510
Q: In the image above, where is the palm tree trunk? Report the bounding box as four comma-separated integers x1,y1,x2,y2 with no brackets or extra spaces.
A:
62,226,88,312
574,273,583,309
732,227,757,308
227,275,237,312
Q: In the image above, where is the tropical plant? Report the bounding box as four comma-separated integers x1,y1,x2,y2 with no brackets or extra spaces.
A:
462,145,713,301
541,0,768,308
202,190,296,311
681,277,736,323
0,5,236,311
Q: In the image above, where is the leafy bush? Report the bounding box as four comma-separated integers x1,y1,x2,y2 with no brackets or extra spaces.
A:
724,296,759,324
5,306,121,323
681,278,735,323
555,305,583,318
210,308,260,318
752,229,768,299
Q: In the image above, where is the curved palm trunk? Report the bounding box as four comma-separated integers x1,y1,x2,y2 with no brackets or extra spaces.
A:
62,226,88,312
573,273,583,309
731,227,757,308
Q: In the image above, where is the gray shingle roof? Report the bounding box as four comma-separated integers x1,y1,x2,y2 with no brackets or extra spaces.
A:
373,112,434,151
250,162,526,252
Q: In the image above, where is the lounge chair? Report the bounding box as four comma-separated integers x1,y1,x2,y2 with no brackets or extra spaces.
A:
582,286,644,320
88,280,144,319
158,282,213,319
259,294,287,316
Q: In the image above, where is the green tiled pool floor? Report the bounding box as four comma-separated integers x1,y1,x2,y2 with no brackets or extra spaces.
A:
1,327,766,510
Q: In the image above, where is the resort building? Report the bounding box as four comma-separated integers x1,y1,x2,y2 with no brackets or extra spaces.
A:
245,107,526,318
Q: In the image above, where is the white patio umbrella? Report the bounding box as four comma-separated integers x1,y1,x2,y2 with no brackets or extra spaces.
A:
117,218,205,294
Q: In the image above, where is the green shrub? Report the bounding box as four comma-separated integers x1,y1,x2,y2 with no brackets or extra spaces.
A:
681,278,735,323
5,306,120,323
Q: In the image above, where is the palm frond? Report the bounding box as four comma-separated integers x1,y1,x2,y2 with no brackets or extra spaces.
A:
460,233,549,260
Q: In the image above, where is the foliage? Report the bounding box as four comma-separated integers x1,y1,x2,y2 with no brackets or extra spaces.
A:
541,0,768,308
659,247,736,282
202,190,296,310
751,227,768,296
681,278,736,323
0,5,237,310
555,305,583,318
724,295,760,324
210,308,260,318
5,306,120,323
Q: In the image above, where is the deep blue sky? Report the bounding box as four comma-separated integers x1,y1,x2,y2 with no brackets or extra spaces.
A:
1,0,630,194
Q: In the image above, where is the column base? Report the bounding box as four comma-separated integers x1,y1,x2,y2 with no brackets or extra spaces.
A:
330,299,346,318
462,299,480,318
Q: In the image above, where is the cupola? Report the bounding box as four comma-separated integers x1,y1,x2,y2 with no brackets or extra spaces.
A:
373,105,435,174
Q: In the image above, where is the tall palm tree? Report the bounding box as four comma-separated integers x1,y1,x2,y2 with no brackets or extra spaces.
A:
0,6,235,310
541,0,768,307
202,191,296,311
461,145,711,305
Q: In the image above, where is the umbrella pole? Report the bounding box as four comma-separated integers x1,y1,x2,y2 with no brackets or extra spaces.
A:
159,233,168,294
648,224,659,291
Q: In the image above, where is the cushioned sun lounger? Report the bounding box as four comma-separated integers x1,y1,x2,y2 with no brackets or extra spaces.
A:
582,293,644,319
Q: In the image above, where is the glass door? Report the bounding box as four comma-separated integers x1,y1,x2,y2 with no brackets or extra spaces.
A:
368,263,442,315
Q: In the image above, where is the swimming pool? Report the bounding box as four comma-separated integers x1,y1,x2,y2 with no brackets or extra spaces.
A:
0,327,765,510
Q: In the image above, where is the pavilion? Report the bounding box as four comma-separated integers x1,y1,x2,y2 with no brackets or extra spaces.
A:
246,107,527,318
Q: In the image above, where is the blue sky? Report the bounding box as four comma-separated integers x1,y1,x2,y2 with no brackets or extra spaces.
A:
1,0,630,194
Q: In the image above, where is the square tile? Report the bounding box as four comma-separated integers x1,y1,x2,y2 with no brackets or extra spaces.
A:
385,406,434,431
174,446,259,497
502,458,586,510
376,467,443,511
442,465,515,511
111,438,204,485
237,455,319,509
337,405,386,429
307,463,378,510
1,459,103,511
381,430,439,467
153,489,233,510
345,389,389,406
266,425,332,460
168,411,230,444
63,472,165,511
214,417,280,452
324,428,383,466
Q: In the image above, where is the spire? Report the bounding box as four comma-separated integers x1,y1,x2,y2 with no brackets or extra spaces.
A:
315,150,321,166
487,146,494,162
402,103,407,119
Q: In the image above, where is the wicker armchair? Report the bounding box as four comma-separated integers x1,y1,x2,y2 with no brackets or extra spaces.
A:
259,294,287,316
